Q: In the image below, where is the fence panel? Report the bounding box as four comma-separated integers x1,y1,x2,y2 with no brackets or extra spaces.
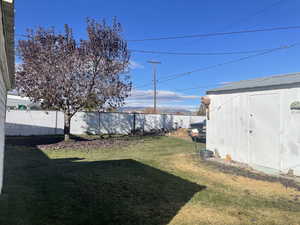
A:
100,112,134,134
6,110,64,135
5,110,205,136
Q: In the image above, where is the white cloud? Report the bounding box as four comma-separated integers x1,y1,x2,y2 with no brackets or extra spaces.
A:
218,81,232,85
129,60,144,69
129,89,199,100
125,89,200,110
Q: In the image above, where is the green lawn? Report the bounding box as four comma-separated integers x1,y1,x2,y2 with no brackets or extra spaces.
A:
1,136,300,225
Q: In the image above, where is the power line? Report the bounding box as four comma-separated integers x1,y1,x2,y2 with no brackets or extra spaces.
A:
156,43,299,83
223,0,286,31
130,46,283,56
130,0,289,57
132,1,291,89
17,25,300,45
17,34,299,96
134,42,299,89
181,0,287,47
172,84,219,92
131,83,218,95
127,25,300,42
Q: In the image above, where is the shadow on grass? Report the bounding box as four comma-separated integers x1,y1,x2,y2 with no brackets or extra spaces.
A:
1,137,205,225
5,134,91,147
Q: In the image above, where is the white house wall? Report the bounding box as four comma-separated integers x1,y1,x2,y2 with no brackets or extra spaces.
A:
207,86,300,176
0,0,14,195
0,71,7,193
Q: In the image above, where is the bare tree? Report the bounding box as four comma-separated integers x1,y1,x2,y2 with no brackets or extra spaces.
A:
16,18,131,141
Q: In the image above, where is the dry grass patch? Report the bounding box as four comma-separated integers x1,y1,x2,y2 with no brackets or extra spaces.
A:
167,153,300,201
170,204,300,225
169,204,240,225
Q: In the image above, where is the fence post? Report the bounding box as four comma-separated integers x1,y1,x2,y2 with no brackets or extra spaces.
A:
132,113,136,134
55,111,58,135
98,111,101,135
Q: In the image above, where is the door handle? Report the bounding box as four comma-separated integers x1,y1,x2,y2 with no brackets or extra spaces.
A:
249,130,253,134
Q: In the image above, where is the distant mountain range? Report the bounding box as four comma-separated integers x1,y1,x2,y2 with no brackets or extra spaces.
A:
121,106,196,114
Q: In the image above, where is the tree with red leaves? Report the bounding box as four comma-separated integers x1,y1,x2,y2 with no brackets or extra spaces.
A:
16,18,131,141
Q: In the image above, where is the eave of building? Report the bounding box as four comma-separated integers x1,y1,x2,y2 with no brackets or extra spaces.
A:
206,72,300,95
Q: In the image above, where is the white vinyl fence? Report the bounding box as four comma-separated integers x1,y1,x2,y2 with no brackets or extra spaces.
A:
6,110,205,136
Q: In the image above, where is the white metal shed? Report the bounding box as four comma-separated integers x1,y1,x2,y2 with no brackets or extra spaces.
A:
206,72,300,176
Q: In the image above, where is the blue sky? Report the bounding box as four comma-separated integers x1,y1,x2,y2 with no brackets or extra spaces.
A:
15,0,300,110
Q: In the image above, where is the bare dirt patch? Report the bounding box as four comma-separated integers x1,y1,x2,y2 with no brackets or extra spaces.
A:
167,128,193,142
38,137,142,151
6,135,142,151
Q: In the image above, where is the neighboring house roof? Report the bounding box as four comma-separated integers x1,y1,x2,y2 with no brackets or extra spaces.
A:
1,0,14,89
207,72,300,94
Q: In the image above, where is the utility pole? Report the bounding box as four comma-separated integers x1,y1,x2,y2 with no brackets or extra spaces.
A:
147,60,161,114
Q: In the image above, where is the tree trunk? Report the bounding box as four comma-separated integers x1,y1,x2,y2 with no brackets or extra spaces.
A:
64,113,71,141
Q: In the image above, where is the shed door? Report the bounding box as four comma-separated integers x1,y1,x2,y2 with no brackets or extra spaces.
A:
249,93,280,170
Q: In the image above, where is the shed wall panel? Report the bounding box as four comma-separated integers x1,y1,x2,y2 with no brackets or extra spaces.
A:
207,87,300,175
